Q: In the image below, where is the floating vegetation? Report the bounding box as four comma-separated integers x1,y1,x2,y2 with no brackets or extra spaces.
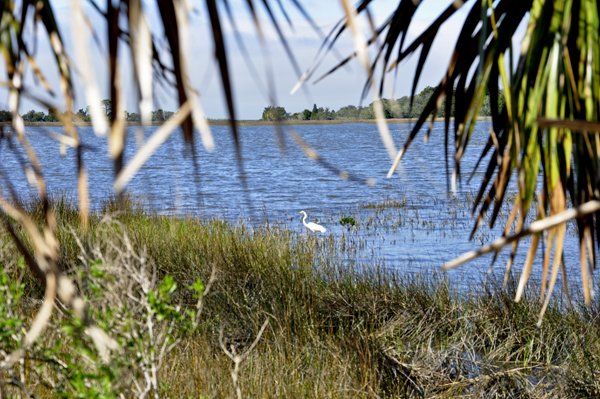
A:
340,217,356,227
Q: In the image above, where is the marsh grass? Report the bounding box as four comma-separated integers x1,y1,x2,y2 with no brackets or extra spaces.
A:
2,195,600,397
360,196,408,210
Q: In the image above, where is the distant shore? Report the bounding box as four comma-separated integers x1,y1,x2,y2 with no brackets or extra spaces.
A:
209,117,492,126
0,116,492,128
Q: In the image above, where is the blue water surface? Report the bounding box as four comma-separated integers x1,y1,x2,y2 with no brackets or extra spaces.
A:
0,121,592,292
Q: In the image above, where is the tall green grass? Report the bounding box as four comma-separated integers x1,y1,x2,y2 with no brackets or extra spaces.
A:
3,196,600,397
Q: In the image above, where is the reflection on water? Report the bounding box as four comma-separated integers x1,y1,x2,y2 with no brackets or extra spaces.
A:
0,122,593,291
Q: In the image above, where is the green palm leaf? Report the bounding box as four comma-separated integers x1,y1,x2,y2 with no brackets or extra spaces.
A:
323,0,600,314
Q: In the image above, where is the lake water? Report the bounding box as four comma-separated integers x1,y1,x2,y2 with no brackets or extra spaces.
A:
0,122,594,292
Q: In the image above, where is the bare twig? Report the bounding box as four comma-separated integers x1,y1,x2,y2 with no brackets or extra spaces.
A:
220,318,270,399
4,373,37,399
195,264,217,325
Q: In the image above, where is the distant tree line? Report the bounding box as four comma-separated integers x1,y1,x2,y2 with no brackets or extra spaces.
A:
262,86,505,121
0,99,177,123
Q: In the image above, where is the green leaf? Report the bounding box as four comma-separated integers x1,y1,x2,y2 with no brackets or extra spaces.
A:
191,278,204,295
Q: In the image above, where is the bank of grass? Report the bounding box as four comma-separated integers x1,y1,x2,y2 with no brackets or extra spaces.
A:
4,195,600,397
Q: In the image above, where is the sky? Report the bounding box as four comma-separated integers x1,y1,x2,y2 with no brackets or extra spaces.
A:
7,0,525,120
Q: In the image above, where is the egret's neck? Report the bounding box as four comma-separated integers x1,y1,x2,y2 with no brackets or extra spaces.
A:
302,213,307,226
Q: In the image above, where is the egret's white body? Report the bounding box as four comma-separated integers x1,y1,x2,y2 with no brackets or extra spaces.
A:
299,211,327,233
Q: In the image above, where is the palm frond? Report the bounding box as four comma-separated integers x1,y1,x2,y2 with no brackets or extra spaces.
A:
322,0,600,316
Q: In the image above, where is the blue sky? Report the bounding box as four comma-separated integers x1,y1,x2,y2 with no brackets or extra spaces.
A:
11,0,522,119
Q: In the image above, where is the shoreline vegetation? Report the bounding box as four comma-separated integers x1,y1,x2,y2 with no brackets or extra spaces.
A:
260,87,504,121
1,116,492,128
0,87,498,127
4,195,600,397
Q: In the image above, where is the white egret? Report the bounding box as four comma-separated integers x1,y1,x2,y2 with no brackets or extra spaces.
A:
299,211,327,233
